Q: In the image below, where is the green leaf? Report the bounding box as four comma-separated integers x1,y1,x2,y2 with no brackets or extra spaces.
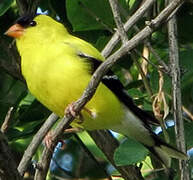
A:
127,88,145,98
10,136,33,152
114,138,149,166
95,35,111,51
0,72,27,122
0,0,13,16
77,131,106,160
125,80,143,90
66,0,115,31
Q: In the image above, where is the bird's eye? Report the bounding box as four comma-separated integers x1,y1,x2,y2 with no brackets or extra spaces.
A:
29,20,37,27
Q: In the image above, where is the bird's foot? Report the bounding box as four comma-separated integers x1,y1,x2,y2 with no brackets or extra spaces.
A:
44,131,54,150
65,102,97,125
44,131,67,150
64,127,83,133
65,102,84,124
65,102,77,117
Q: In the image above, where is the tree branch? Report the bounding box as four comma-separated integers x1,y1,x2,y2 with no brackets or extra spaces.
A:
74,0,184,111
109,0,128,43
167,1,189,179
18,113,58,176
1,107,14,134
145,41,170,74
34,113,76,180
102,0,155,57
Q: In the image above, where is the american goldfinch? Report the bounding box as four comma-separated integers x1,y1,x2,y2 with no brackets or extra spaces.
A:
5,14,187,167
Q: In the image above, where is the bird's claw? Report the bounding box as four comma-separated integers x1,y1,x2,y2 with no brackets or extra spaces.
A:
44,131,54,150
65,102,77,117
64,127,83,133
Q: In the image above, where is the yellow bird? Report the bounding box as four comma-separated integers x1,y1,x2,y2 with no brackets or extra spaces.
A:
5,14,187,167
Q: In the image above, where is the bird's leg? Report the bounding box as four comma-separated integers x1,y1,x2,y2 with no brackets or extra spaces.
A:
76,113,84,124
64,127,83,133
83,107,97,119
65,102,84,124
44,127,83,150
65,102,97,123
44,131,66,150
44,107,95,150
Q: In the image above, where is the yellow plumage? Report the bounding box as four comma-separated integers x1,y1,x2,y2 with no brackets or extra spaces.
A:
17,15,124,130
5,14,188,167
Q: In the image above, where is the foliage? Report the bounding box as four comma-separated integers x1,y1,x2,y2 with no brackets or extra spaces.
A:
0,0,193,180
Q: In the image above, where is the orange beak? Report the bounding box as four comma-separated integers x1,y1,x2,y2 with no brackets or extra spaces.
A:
4,24,25,38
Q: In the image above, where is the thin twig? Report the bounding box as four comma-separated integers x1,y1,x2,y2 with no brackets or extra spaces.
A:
182,106,193,121
34,113,75,180
133,48,164,73
1,107,14,133
105,0,170,78
109,0,128,43
34,145,54,180
167,0,189,179
145,41,170,74
71,0,185,132
116,3,170,75
102,0,155,57
114,1,170,74
132,25,170,74
131,52,153,97
109,0,153,97
18,113,58,176
167,93,193,122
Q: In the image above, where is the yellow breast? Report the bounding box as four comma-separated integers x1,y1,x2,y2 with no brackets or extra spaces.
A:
18,41,124,130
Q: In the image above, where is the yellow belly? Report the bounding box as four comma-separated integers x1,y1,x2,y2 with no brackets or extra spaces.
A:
21,48,124,130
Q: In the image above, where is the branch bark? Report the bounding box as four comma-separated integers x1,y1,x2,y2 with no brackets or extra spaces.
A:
102,0,155,57
1,107,14,133
18,113,58,176
109,0,153,98
34,113,75,180
74,0,185,111
167,1,189,179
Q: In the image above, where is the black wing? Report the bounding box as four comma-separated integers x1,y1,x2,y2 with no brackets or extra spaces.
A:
77,53,159,126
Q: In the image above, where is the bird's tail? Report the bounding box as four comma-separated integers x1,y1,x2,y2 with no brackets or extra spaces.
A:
149,142,188,167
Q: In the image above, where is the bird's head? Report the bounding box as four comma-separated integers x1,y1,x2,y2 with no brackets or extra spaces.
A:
5,14,68,42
